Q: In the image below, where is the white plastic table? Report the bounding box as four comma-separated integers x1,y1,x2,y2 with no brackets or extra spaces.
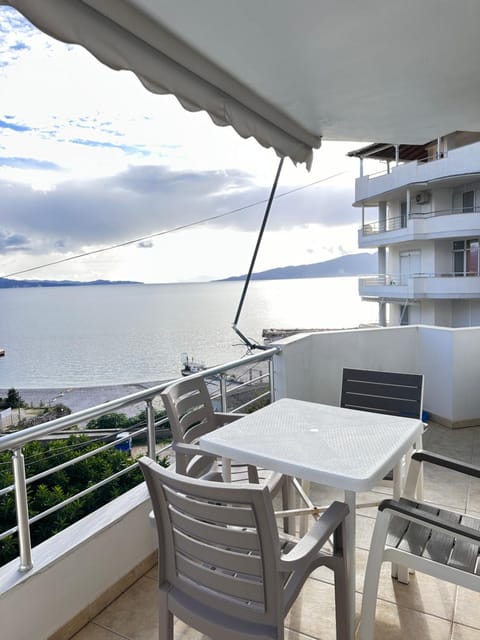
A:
199,398,424,640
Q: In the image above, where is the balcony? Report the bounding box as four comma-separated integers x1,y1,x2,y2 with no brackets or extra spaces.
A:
2,327,480,639
359,208,480,249
359,274,480,300
67,419,480,640
354,140,480,203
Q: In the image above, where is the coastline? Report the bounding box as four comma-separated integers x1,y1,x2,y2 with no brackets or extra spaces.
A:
0,380,174,416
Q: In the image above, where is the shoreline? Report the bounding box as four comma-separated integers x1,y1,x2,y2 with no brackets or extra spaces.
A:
0,380,174,415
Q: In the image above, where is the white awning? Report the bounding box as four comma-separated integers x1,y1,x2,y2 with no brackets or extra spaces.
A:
4,0,480,167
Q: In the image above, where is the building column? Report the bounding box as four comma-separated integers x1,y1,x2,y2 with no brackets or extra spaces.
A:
379,302,387,327
378,201,387,232
378,246,387,280
378,246,387,325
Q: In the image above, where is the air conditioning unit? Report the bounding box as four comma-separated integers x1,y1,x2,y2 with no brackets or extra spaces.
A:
415,191,430,205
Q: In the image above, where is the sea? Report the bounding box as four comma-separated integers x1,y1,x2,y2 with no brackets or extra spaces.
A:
0,277,378,388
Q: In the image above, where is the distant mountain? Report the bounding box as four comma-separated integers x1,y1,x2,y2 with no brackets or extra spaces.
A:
0,277,142,289
220,252,377,281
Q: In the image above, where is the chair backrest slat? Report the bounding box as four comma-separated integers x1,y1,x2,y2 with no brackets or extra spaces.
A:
164,485,257,528
449,515,480,573
341,368,423,419
175,553,266,603
170,510,261,552
174,528,263,577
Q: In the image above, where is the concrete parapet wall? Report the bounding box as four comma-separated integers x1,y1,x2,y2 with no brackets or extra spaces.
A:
273,325,480,428
0,483,156,640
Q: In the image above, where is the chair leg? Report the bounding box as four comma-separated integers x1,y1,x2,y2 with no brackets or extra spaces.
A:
158,591,173,640
358,512,390,640
281,476,291,534
333,524,349,640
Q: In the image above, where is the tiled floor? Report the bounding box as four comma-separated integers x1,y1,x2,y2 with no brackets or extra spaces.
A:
71,422,480,639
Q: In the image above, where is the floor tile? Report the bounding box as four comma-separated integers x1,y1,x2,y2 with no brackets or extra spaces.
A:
70,623,129,640
355,548,456,621
363,599,452,640
285,577,343,640
452,623,480,639
93,576,158,640
454,586,480,630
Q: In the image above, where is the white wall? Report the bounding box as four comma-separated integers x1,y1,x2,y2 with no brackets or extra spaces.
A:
0,484,156,640
274,325,480,427
452,327,480,420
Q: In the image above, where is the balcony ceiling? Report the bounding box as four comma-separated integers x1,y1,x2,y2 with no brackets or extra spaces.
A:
4,0,480,167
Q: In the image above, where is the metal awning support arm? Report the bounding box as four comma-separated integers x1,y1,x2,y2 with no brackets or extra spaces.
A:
232,157,285,350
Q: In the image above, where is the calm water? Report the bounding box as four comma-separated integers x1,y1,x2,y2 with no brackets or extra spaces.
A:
0,278,377,388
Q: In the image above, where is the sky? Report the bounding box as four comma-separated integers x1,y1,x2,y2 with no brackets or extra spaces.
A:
0,7,374,284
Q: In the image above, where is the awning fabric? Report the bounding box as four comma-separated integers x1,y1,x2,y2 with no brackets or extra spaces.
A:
3,0,318,167
4,0,480,168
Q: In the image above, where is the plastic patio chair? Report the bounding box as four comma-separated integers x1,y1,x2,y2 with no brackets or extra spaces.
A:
359,449,480,639
297,368,425,531
341,367,425,500
160,375,283,491
139,456,350,640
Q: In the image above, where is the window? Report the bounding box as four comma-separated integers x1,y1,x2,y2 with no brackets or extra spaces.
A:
462,190,475,213
400,201,407,228
453,239,479,275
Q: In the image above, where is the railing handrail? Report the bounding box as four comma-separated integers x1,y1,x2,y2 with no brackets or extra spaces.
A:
0,347,279,453
360,272,480,285
361,205,480,234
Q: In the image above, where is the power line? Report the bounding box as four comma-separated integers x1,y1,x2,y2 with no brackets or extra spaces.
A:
1,170,346,279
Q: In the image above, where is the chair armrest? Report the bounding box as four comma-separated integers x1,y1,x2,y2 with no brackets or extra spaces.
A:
214,412,247,426
278,501,349,569
173,441,217,460
411,450,480,479
379,498,480,544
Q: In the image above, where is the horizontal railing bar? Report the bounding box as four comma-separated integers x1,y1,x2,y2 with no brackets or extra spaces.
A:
360,272,480,286
0,525,17,541
223,374,269,396
24,425,146,485
28,463,139,526
0,442,173,541
0,423,154,498
0,349,279,452
233,390,271,413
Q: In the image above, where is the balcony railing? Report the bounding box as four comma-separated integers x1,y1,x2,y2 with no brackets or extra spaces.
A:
0,347,278,572
360,272,480,286
362,216,405,235
362,205,480,236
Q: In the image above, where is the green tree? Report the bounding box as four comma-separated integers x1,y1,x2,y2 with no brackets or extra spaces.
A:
87,412,130,430
0,436,168,566
6,387,24,409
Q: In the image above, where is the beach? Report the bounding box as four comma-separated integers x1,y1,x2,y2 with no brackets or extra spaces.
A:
0,380,173,417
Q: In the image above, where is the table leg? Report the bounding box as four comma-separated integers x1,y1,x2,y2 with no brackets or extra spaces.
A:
392,461,410,584
344,490,356,640
221,457,231,482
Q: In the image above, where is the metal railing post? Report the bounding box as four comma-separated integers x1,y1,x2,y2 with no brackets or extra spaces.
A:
145,400,156,460
268,356,275,403
12,447,33,571
220,374,228,412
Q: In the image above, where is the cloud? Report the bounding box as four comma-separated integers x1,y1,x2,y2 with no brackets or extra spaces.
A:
0,231,30,252
0,157,61,170
0,163,358,260
0,119,31,132
71,138,150,156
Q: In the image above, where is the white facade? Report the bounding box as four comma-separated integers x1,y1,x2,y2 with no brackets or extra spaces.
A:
353,133,480,327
